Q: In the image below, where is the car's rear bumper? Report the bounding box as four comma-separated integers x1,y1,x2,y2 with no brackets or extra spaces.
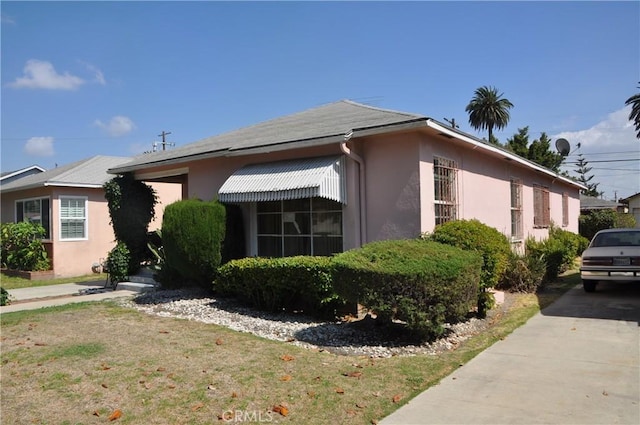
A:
580,268,640,281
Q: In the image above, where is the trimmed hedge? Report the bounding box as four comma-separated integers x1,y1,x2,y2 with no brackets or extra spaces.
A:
428,219,511,290
331,239,482,340
215,256,345,318
160,199,226,288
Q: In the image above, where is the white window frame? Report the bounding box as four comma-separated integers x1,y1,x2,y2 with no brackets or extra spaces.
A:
433,156,459,226
15,196,51,240
59,196,88,241
510,178,523,241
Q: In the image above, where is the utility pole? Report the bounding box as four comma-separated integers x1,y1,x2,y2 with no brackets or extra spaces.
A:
444,118,459,129
158,131,174,151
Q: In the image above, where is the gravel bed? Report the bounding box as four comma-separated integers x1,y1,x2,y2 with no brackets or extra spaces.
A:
118,289,503,358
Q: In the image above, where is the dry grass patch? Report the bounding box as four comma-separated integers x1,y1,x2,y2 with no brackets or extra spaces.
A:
1,275,576,424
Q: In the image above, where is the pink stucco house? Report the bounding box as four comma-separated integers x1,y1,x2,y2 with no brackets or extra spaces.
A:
108,100,583,258
0,155,181,278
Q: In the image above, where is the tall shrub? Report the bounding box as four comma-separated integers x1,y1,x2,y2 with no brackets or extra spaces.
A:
579,210,636,241
0,221,50,271
103,173,157,273
161,199,226,288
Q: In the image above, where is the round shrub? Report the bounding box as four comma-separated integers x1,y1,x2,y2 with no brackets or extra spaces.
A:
428,219,511,290
106,242,130,286
332,239,482,340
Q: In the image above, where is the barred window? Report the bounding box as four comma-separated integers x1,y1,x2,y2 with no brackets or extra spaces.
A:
533,184,550,228
434,157,458,225
510,179,523,239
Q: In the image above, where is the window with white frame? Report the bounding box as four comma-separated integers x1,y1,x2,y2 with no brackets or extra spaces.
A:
562,192,569,227
433,156,458,225
510,179,523,240
16,197,51,239
60,197,88,240
257,197,343,257
533,184,550,228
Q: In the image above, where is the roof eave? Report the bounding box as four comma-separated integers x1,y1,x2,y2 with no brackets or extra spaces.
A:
108,118,430,175
426,120,586,190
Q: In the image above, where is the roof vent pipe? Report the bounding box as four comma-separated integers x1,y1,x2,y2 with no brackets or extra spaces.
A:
340,131,366,246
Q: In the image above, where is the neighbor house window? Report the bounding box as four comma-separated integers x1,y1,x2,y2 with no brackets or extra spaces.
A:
16,197,51,239
562,192,569,227
533,184,550,228
59,197,88,240
257,197,343,257
434,156,458,225
510,179,523,240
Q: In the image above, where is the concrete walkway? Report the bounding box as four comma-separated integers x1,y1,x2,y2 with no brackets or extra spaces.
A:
0,280,153,313
381,283,640,425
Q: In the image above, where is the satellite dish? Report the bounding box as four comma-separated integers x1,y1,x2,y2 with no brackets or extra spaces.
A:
555,138,570,156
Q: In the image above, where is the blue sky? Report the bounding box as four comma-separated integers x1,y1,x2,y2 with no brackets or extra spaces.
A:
2,1,639,200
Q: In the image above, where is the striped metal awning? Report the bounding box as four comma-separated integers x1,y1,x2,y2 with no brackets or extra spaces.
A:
218,156,346,204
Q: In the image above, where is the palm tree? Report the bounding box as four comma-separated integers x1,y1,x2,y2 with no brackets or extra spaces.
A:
465,86,514,143
625,82,640,139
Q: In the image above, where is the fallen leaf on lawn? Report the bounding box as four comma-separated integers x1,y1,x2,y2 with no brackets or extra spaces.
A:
336,387,345,394
372,391,381,397
356,402,366,409
346,409,357,417
101,383,108,388
167,384,176,389
272,404,289,416
156,367,166,372
215,338,223,345
307,391,316,398
159,330,169,334
352,363,363,368
144,383,152,390
192,403,204,411
344,371,363,378
207,384,216,391
314,376,322,381
602,390,609,396
280,354,295,361
34,342,47,346
231,391,238,398
280,375,292,382
108,409,122,421
93,411,100,417
392,394,403,403
371,420,379,425
101,364,111,370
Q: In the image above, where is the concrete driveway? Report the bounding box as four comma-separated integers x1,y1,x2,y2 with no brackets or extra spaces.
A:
381,282,640,425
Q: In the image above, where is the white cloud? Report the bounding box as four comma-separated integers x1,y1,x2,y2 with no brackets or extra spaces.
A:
79,61,106,85
9,59,85,90
94,115,136,137
1,13,16,25
24,137,55,157
555,106,640,200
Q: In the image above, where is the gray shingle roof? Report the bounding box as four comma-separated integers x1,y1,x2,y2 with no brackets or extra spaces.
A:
580,195,622,210
0,156,131,193
109,100,426,174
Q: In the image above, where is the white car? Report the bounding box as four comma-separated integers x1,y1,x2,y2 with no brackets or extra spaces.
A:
580,228,640,292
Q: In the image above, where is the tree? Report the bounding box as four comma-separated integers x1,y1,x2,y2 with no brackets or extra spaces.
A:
625,82,640,139
466,86,514,144
528,132,564,172
505,127,564,172
574,153,601,197
103,173,158,273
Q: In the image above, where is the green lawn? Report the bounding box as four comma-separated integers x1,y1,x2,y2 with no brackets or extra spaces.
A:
0,271,580,424
0,272,109,290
